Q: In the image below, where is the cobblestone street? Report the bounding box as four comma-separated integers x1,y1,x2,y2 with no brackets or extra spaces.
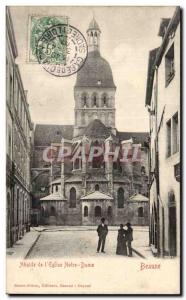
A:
27,226,152,259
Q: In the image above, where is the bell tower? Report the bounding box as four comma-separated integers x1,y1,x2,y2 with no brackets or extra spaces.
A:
86,17,101,53
74,17,116,137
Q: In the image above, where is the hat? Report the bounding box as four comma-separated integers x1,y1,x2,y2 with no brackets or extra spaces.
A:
126,222,131,227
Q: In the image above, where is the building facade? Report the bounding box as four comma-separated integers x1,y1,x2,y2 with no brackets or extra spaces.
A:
6,8,33,247
145,8,180,257
32,18,149,226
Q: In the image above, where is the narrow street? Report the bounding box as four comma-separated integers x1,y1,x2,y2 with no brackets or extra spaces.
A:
27,226,152,259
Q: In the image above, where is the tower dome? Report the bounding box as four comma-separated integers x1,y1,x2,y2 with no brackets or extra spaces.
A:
75,17,115,88
75,50,116,88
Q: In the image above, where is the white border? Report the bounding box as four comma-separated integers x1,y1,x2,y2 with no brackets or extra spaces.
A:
0,1,184,299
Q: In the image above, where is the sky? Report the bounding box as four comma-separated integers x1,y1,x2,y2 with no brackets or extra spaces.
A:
10,6,176,132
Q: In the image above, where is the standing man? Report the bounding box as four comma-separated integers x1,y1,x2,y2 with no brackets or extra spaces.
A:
126,222,133,257
97,218,108,253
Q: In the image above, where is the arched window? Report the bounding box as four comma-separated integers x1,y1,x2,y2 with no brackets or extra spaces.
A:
81,93,87,107
168,191,176,206
69,187,76,208
95,206,101,217
91,93,98,107
117,187,124,208
94,32,97,37
138,207,144,217
41,207,45,217
50,206,56,216
141,166,146,174
113,162,118,170
84,206,88,217
108,206,112,217
168,191,177,256
56,185,58,192
92,141,103,169
74,158,80,170
93,96,97,106
95,184,99,191
91,31,93,37
101,93,108,107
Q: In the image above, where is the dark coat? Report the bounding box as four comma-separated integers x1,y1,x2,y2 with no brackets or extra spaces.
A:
116,229,127,255
126,227,133,241
97,224,108,237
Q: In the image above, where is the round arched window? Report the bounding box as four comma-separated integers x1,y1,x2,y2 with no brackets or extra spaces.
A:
95,184,99,191
84,206,88,217
81,94,88,107
108,206,112,216
69,187,76,208
101,94,108,107
95,206,101,217
117,188,124,208
138,207,144,217
91,93,98,107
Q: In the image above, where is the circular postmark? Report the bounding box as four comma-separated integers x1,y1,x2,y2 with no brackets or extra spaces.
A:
36,24,88,77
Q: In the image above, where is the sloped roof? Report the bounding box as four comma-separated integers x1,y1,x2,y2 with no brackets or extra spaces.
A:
117,131,149,146
87,17,101,32
40,192,66,201
145,7,180,106
145,48,159,106
83,119,112,138
129,194,149,202
86,174,108,182
34,124,73,146
65,175,83,183
81,191,113,200
113,175,130,183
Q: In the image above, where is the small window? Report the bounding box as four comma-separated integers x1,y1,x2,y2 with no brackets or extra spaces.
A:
165,44,175,86
74,158,80,170
166,119,171,157
101,93,108,107
138,207,144,217
172,112,179,154
95,206,101,217
117,188,124,208
141,166,146,174
113,162,117,170
84,206,88,217
108,206,112,217
81,94,87,107
95,184,99,191
56,185,58,192
69,187,76,208
91,93,98,107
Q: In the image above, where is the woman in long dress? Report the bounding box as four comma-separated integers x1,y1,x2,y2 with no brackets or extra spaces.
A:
116,224,127,255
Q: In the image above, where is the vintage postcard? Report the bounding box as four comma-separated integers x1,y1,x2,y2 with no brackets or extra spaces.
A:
6,5,181,295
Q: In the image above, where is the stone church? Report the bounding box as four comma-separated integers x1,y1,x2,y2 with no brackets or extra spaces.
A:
32,18,149,226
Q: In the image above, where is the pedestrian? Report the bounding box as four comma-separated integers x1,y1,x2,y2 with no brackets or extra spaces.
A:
126,222,133,257
97,217,108,253
116,224,127,256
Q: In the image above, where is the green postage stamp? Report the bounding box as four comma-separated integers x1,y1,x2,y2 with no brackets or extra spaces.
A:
28,16,88,77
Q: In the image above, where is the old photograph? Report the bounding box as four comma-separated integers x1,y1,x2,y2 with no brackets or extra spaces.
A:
6,5,181,294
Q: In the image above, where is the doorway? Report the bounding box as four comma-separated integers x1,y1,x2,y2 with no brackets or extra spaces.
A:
169,205,177,256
